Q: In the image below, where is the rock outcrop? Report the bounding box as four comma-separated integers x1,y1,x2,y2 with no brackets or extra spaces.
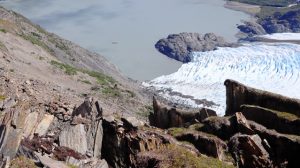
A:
155,32,234,63
228,134,273,168
224,79,300,117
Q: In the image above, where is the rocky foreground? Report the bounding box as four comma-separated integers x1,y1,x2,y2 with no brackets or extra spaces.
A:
0,76,300,168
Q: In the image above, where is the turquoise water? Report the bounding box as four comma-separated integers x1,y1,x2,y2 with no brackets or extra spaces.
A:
0,0,249,80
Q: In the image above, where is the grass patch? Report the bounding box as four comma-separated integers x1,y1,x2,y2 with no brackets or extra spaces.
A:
67,164,78,168
50,60,78,75
82,70,116,85
155,144,234,168
0,41,7,51
79,79,92,85
102,87,121,97
258,4,300,19
10,156,37,168
0,95,6,101
20,32,51,52
0,28,7,33
243,105,299,121
168,127,187,137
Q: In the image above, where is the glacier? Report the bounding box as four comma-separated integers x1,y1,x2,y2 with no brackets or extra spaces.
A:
144,42,300,116
260,33,300,40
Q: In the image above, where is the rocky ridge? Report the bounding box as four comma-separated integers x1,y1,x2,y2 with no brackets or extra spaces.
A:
155,32,235,63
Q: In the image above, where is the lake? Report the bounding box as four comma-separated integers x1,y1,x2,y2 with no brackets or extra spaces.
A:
0,0,249,80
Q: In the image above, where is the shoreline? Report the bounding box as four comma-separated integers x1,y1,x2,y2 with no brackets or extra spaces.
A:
224,1,260,16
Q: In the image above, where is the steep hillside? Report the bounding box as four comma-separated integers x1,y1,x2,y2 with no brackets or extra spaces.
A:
0,6,151,120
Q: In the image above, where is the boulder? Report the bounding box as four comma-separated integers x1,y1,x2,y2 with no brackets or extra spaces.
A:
249,121,300,168
237,21,267,36
101,116,180,168
199,113,254,140
198,108,217,122
173,130,227,161
34,113,54,136
150,97,206,129
155,32,234,63
59,124,88,155
228,134,273,168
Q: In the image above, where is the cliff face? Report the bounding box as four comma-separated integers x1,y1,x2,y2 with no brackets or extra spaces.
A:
224,79,300,117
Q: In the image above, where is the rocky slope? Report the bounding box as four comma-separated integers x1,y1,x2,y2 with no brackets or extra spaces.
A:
0,6,152,120
1,5,300,168
155,32,235,63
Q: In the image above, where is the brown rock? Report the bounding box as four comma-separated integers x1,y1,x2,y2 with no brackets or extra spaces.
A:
228,134,273,168
174,130,227,161
198,108,217,121
224,79,300,117
150,97,204,129
241,105,300,135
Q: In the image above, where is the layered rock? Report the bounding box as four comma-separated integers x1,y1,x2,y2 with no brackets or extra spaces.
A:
241,105,300,135
155,32,234,63
228,134,273,168
224,79,300,117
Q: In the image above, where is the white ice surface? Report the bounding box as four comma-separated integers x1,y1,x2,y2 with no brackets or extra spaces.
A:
260,33,300,41
144,43,300,116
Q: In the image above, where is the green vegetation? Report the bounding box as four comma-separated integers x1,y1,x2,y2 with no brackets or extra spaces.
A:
50,60,78,75
156,144,234,168
168,127,187,137
102,87,121,97
0,41,7,51
243,105,299,121
0,28,7,33
67,164,78,168
137,105,153,118
81,70,116,85
258,4,300,19
79,79,92,85
228,0,296,7
10,156,37,168
0,95,6,101
20,32,51,52
50,60,123,97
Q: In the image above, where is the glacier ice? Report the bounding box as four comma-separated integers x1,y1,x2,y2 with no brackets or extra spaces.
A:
144,42,300,116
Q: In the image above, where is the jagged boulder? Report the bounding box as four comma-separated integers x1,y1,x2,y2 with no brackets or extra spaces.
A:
101,116,184,168
172,130,228,161
249,121,300,168
150,97,211,129
155,32,234,63
199,113,254,140
228,134,273,168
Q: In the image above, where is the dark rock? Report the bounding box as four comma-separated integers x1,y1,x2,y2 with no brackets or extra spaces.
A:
237,21,266,36
101,117,180,168
198,108,217,122
155,32,234,63
241,105,300,135
173,130,227,160
224,79,300,117
199,112,254,140
228,134,273,168
150,96,201,129
249,121,300,168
